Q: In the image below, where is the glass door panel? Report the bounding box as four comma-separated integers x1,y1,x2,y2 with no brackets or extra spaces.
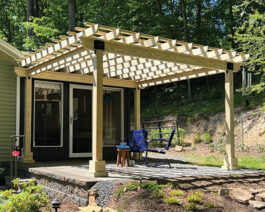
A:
69,85,92,157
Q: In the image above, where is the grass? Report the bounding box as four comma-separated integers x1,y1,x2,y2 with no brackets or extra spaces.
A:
186,155,265,170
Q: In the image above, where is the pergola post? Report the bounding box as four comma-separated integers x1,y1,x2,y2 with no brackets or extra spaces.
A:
222,69,238,170
89,43,108,177
23,77,34,163
134,88,141,129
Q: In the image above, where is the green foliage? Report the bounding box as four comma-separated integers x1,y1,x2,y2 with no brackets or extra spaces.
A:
125,182,139,191
237,143,250,152
140,181,164,199
203,133,212,143
208,138,226,154
206,202,215,208
234,0,265,73
148,127,186,147
23,16,60,50
255,144,265,152
167,181,178,188
114,187,125,197
169,190,184,197
184,203,197,211
193,132,202,144
164,196,179,205
0,178,50,212
186,192,203,204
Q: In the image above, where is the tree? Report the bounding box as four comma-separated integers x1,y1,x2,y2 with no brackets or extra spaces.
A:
68,0,77,32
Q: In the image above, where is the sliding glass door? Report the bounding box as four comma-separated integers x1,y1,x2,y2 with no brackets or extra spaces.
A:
69,85,123,158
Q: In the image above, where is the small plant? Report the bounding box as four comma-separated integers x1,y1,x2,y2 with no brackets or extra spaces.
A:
169,190,184,197
126,182,139,191
208,137,226,154
238,143,250,152
256,144,265,152
206,202,215,208
203,132,212,143
186,192,203,204
150,190,165,199
115,186,125,197
165,196,179,205
167,181,178,188
194,132,202,144
185,203,197,211
141,181,164,199
0,178,50,212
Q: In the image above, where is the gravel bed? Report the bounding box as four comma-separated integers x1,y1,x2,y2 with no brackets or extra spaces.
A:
91,180,125,207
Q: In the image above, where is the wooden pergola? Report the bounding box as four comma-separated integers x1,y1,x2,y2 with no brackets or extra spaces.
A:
15,23,249,176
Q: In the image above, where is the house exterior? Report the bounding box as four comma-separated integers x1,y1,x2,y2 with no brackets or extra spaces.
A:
0,40,23,162
18,78,132,161
9,23,248,176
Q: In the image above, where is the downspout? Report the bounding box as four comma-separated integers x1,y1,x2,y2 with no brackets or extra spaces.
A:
16,76,20,142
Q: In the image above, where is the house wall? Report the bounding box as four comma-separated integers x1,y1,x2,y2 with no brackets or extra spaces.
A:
20,78,132,161
0,51,17,162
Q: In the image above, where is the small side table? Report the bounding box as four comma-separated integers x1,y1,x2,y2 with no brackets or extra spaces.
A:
116,145,130,167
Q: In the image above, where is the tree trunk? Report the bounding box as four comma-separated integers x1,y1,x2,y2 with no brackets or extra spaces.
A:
229,0,235,49
196,0,202,43
33,0,39,17
27,0,34,46
27,0,34,22
180,0,188,41
68,0,77,32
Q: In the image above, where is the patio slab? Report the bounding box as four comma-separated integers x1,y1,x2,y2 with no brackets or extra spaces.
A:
23,161,263,183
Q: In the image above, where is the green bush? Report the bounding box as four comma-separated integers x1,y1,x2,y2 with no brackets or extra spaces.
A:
203,133,212,143
140,181,164,199
0,178,50,212
193,132,202,144
169,190,184,197
185,203,197,211
186,192,203,204
206,202,215,208
148,127,186,147
126,182,139,191
164,196,179,205
208,137,226,154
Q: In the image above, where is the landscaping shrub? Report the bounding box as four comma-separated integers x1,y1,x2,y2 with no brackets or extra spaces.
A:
165,196,179,205
186,192,203,204
193,132,202,144
0,178,50,212
185,203,197,211
126,182,139,191
169,190,183,197
140,181,164,199
208,137,226,154
203,133,212,143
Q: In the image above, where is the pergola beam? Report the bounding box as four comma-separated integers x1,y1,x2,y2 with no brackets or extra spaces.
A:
81,37,242,72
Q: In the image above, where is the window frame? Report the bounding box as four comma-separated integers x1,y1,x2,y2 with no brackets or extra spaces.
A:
33,80,64,148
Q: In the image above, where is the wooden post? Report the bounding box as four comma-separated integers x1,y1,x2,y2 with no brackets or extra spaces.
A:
222,70,238,170
89,47,108,177
134,88,141,129
133,88,141,159
23,77,34,163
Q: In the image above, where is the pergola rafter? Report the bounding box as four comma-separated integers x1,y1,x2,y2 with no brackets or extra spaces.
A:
15,22,249,175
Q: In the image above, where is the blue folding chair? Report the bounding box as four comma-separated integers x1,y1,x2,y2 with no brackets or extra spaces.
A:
144,128,175,168
128,130,148,162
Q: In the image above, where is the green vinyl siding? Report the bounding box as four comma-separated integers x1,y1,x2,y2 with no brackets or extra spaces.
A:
0,58,17,162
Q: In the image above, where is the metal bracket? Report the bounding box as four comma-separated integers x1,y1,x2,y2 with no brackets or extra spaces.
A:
94,40,105,51
227,62,234,71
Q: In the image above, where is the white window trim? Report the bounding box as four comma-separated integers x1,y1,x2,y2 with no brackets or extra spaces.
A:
33,80,64,148
69,84,124,158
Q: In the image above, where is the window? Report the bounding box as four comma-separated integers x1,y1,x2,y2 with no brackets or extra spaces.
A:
34,81,63,147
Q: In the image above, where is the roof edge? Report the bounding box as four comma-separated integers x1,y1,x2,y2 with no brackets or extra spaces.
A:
0,39,23,60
